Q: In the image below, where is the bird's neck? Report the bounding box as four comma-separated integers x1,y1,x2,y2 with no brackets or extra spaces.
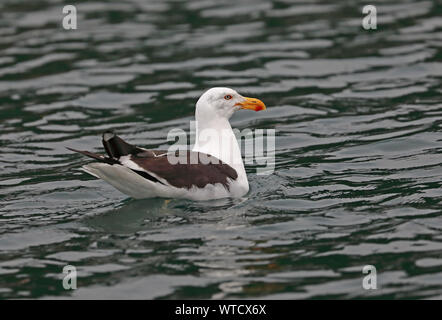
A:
192,117,245,174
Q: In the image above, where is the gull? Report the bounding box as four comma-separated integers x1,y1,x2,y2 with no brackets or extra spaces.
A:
68,87,266,200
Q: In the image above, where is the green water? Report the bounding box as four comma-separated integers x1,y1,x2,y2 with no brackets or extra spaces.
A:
1,0,442,299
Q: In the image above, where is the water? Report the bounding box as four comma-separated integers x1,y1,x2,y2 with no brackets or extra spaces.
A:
1,0,442,299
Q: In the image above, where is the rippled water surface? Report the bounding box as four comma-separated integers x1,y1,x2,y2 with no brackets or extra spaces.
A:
1,0,442,299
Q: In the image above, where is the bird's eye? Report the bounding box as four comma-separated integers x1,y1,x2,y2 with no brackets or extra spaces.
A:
224,95,232,100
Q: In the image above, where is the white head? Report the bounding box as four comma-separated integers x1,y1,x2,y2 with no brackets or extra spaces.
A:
195,87,266,122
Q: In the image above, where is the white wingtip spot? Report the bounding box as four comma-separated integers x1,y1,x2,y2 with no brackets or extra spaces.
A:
81,164,101,178
103,132,115,142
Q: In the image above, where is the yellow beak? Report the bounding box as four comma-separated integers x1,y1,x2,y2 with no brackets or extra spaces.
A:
236,97,266,112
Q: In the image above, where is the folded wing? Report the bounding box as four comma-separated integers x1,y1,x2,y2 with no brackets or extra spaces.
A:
68,132,238,190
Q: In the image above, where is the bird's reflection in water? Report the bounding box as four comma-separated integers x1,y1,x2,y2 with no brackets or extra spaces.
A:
82,196,247,234
83,198,179,234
